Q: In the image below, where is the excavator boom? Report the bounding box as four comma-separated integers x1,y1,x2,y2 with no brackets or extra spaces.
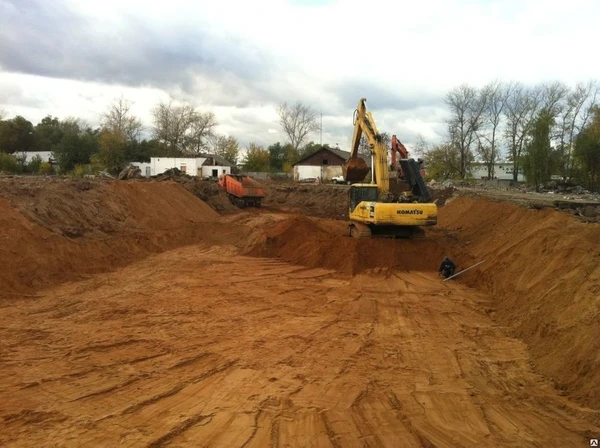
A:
343,98,390,192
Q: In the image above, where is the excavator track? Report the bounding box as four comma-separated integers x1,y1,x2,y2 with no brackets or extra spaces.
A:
349,222,426,239
349,222,372,238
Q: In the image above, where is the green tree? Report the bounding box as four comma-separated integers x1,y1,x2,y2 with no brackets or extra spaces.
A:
0,116,34,154
0,153,19,173
523,109,555,191
574,106,600,191
26,155,43,174
212,135,239,164
283,143,299,167
34,116,64,151
243,143,270,171
53,127,99,173
123,138,165,162
97,130,127,174
422,143,461,180
39,162,54,175
268,142,285,171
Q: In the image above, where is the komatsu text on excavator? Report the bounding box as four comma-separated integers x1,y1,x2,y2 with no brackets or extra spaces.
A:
342,98,437,238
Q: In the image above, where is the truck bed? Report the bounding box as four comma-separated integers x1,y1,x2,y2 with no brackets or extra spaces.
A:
218,175,265,202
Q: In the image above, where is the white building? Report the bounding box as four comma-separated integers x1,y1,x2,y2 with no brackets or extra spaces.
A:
292,147,371,181
15,151,54,163
470,162,525,182
132,154,234,178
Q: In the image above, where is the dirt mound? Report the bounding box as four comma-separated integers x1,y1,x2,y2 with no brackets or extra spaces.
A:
438,197,600,408
0,179,243,297
430,186,456,207
0,178,218,237
262,181,458,219
152,176,238,214
246,215,449,274
263,182,349,219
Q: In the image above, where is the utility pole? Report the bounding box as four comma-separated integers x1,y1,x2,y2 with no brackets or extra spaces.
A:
320,109,323,147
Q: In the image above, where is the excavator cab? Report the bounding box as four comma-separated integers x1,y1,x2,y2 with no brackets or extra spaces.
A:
349,184,378,211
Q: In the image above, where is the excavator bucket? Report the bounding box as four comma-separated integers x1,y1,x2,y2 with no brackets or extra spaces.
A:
342,158,370,183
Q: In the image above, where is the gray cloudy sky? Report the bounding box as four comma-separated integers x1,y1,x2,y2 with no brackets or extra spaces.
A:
1,0,599,151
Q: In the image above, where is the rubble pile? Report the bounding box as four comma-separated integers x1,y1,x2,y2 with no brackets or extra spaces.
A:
118,165,142,180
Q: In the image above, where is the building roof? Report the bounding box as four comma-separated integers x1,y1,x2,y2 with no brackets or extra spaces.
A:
293,146,372,167
149,155,235,167
197,153,235,167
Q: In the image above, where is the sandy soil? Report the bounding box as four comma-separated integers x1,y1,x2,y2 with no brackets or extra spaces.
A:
1,245,597,447
1,177,600,446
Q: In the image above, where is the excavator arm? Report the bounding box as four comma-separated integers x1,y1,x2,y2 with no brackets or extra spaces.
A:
343,98,390,195
390,135,408,168
391,135,427,181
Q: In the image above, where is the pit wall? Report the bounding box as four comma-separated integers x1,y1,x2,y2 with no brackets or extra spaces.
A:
439,197,600,409
1,180,597,411
0,182,235,298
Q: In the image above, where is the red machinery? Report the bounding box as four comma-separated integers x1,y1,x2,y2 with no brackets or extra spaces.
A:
218,174,265,208
391,135,426,179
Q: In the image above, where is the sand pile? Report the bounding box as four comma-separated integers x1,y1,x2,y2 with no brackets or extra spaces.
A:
0,180,237,298
439,197,600,407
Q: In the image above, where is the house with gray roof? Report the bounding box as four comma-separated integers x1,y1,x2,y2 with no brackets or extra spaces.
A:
292,146,371,182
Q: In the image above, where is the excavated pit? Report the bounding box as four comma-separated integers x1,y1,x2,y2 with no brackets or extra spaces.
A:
1,177,599,445
245,215,452,275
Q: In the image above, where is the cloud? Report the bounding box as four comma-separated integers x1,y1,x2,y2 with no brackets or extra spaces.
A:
1,0,599,154
0,79,45,109
0,0,275,105
334,82,444,112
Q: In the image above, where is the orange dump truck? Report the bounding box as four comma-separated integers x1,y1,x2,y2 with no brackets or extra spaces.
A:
218,174,265,208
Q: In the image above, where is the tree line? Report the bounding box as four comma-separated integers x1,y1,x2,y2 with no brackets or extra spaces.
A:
0,98,332,176
0,96,241,175
422,80,600,191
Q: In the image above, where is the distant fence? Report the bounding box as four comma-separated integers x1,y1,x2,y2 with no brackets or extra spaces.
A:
472,179,524,188
239,171,292,180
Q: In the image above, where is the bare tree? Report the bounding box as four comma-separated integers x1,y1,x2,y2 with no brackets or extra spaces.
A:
412,134,430,158
540,81,569,120
477,81,512,179
358,132,390,156
445,84,488,179
556,81,600,179
503,84,542,182
277,101,320,151
187,111,218,155
151,99,196,152
102,96,143,141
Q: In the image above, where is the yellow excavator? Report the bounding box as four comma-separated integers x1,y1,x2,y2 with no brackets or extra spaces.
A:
342,98,437,238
